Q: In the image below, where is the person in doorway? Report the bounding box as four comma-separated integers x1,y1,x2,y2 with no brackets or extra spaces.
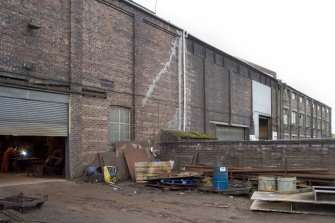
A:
1,146,17,172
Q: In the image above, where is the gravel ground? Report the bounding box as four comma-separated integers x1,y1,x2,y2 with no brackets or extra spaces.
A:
0,181,334,223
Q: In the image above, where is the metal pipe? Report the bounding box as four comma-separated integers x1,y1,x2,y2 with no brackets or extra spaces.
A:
178,33,183,130
182,30,187,131
230,168,329,173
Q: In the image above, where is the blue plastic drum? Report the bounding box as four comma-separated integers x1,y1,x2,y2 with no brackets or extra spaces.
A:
213,166,229,191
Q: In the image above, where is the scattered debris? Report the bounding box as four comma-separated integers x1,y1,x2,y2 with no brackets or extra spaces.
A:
198,186,252,196
103,166,118,184
250,190,335,215
203,203,230,208
0,193,48,213
1,209,48,223
184,165,335,187
83,145,335,217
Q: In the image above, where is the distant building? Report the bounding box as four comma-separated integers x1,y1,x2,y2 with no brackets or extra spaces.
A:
0,0,331,178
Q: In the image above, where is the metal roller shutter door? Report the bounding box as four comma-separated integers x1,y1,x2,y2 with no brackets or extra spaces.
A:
0,86,68,136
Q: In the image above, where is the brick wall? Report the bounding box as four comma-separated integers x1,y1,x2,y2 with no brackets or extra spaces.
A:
186,38,260,137
160,139,335,171
1,0,332,178
186,36,332,140
0,0,70,82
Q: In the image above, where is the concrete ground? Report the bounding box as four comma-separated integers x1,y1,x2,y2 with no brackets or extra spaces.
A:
0,180,334,223
0,173,66,187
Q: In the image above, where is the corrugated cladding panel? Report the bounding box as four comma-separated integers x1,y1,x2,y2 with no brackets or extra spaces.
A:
0,87,68,136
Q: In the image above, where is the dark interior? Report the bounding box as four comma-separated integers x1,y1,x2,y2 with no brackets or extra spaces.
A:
0,136,66,177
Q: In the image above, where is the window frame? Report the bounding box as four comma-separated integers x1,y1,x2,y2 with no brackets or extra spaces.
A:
306,115,311,128
299,113,304,127
299,96,303,103
291,111,297,125
317,118,321,130
283,109,289,125
109,106,131,145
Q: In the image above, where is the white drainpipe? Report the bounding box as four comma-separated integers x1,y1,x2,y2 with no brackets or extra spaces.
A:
182,30,188,131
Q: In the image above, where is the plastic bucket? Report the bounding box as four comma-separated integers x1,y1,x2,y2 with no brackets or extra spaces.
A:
258,176,276,191
277,177,296,191
213,166,229,191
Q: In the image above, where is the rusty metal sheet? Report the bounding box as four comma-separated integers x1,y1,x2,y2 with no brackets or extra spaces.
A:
123,148,150,181
98,150,130,181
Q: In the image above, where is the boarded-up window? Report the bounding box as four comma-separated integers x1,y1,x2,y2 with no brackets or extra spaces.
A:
194,42,205,58
186,39,194,54
239,65,249,77
206,49,214,62
215,53,224,66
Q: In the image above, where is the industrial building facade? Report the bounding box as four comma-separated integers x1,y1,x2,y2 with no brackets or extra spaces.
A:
0,0,332,178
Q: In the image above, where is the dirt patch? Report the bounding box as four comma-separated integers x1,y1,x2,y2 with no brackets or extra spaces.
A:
0,181,334,223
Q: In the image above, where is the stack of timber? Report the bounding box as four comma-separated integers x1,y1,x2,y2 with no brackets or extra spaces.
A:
135,161,171,183
229,168,335,185
184,165,335,186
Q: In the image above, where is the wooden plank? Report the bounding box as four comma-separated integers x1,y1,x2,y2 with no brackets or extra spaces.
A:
135,162,171,168
136,173,170,178
135,171,171,175
135,167,171,171
134,161,172,182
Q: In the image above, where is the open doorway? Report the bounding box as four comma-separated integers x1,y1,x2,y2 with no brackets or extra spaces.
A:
259,116,270,140
0,136,66,177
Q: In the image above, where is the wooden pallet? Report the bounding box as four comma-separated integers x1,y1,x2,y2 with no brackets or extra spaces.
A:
135,162,171,183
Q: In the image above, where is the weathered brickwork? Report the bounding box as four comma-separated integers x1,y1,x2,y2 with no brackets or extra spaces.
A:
230,72,251,126
205,62,229,135
0,0,70,82
186,36,331,140
0,0,332,178
160,140,335,171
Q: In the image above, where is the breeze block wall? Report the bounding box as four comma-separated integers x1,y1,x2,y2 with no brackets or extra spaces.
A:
160,139,335,171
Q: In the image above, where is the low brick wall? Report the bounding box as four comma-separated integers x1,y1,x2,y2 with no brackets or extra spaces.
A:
159,139,335,171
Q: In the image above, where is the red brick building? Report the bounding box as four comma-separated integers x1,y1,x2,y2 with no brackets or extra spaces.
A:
0,0,331,178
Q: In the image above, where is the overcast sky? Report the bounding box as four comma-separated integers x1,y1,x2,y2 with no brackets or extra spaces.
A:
133,0,335,133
